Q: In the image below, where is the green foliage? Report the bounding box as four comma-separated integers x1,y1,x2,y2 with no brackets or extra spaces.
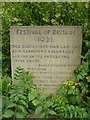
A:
52,96,88,119
58,60,89,106
57,80,87,107
2,3,90,117
2,2,89,76
75,61,88,81
2,76,12,96
2,67,56,119
32,94,56,118
52,94,88,118
51,58,89,119
2,67,36,119
75,60,90,111
2,63,90,119
60,105,88,118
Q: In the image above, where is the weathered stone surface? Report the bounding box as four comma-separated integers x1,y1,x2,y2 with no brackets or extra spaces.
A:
10,26,82,95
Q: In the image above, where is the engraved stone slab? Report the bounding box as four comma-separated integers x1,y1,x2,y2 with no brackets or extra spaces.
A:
10,26,82,95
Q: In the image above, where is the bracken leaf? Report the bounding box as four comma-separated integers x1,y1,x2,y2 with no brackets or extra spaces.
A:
3,109,14,118
35,106,42,115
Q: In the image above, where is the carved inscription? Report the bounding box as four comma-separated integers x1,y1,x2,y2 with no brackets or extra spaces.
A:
10,26,82,95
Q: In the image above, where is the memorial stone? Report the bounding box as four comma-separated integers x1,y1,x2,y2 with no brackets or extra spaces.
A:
10,26,82,95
